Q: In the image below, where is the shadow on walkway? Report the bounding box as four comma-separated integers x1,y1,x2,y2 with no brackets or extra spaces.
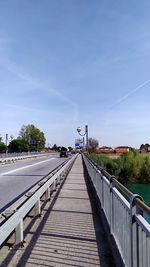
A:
1,155,119,267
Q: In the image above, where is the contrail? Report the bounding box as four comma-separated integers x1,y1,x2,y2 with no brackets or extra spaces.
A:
108,79,150,110
0,57,79,121
98,79,150,122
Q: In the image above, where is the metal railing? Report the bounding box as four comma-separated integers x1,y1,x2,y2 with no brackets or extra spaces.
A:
83,154,150,267
0,151,46,158
0,154,77,247
0,156,71,214
0,151,57,164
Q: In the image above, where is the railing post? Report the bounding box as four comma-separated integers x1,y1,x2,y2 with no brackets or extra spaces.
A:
57,175,61,185
96,169,101,201
95,167,99,196
53,180,57,191
101,174,104,209
35,199,41,216
110,176,115,234
45,187,50,201
130,194,143,267
15,218,23,245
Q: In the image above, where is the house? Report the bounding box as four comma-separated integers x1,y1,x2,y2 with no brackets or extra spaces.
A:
98,146,114,154
140,146,150,154
114,146,130,154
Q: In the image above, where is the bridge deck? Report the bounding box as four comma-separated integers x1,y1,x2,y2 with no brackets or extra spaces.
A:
1,155,116,267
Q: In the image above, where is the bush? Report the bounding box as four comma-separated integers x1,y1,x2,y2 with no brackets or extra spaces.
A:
0,143,6,153
139,156,150,183
90,152,150,184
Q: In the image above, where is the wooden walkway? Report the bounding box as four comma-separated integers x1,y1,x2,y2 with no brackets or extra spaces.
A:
0,155,116,267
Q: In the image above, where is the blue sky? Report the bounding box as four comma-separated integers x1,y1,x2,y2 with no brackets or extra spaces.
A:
0,0,150,148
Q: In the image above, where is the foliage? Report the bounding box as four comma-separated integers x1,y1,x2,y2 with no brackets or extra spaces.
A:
90,151,150,184
139,156,150,183
88,137,99,152
51,144,58,151
7,124,46,152
8,139,30,152
0,142,6,153
19,124,46,151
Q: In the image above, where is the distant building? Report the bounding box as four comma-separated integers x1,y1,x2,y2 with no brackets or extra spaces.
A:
98,146,114,153
140,146,150,154
115,146,130,154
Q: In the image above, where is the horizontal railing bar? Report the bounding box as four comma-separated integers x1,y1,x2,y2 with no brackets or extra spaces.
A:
135,214,150,236
0,157,70,214
135,198,150,216
87,154,150,216
83,153,150,267
0,151,56,158
112,187,130,210
102,175,110,185
0,154,77,246
112,179,132,198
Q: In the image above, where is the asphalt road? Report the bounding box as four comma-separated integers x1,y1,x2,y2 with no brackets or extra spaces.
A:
0,153,69,211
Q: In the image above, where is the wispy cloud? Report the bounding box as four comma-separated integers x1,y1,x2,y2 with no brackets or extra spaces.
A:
93,78,150,127
0,57,79,121
0,37,10,52
107,79,150,111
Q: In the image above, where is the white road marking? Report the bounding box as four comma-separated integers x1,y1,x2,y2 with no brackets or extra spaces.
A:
1,158,55,176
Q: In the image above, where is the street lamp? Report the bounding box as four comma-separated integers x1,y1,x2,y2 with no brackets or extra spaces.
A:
76,125,88,152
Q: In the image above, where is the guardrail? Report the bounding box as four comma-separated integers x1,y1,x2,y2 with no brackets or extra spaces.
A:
0,151,46,158
0,152,57,164
0,156,71,214
83,154,150,267
0,154,77,247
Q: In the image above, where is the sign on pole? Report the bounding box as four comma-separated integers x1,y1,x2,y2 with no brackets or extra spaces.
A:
75,138,84,149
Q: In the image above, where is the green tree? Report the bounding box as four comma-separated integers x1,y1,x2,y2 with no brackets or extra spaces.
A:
90,151,150,184
19,124,46,151
0,142,6,153
8,139,30,152
0,135,6,153
88,137,99,153
118,151,142,183
139,156,150,183
52,144,58,151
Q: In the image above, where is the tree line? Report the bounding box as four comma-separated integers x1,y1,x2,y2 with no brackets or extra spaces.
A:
0,124,46,153
90,150,150,184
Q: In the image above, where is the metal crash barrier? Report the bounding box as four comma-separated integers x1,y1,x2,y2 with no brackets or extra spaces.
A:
83,154,150,267
0,154,77,247
0,152,57,164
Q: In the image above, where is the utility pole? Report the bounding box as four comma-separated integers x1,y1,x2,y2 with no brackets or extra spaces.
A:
6,133,8,154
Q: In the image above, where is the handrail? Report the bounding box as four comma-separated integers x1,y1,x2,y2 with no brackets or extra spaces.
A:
86,153,150,217
83,153,150,267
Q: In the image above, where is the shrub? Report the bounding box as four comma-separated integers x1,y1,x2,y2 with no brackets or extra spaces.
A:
90,152,150,184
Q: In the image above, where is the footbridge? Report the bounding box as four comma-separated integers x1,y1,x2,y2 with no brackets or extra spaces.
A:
0,154,150,267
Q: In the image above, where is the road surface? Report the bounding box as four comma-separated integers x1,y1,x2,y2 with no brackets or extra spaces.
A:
0,153,68,211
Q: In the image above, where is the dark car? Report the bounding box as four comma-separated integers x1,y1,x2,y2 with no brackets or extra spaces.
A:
60,147,68,158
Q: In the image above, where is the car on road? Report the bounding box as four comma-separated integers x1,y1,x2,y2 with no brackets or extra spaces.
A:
60,147,68,158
